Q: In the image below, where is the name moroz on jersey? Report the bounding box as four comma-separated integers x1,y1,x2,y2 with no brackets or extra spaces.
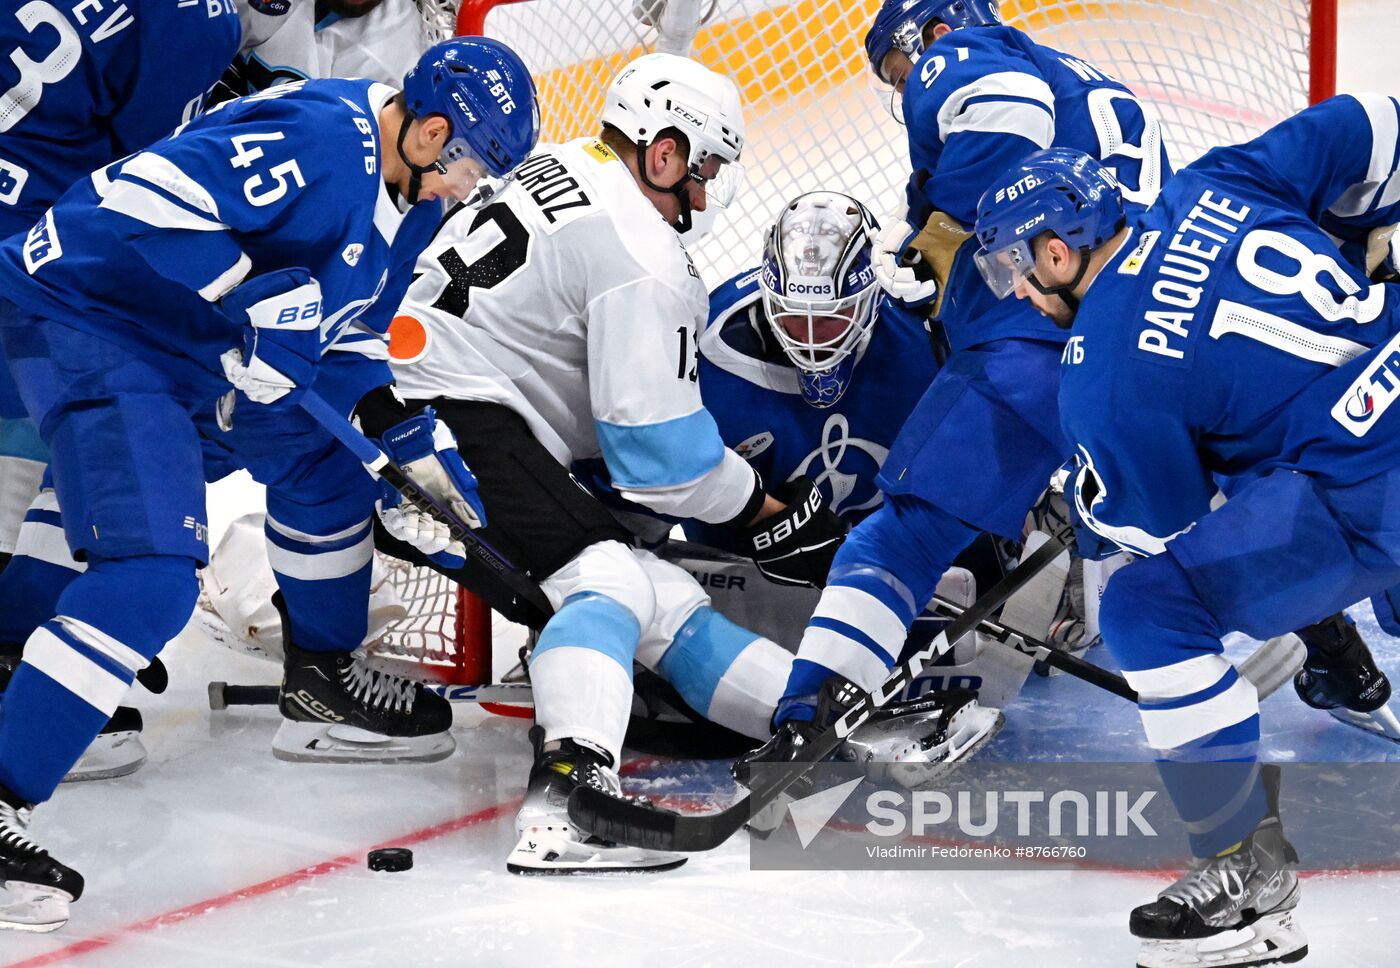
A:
905,24,1171,353
1060,93,1400,559
0,0,241,236
686,268,939,549
389,138,758,523
0,79,440,400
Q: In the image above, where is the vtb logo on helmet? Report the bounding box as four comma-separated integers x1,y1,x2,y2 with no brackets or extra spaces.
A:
760,191,882,409
972,148,1125,304
399,37,541,207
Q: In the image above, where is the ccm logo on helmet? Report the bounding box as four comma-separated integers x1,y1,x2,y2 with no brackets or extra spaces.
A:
1015,213,1047,236
670,102,708,130
751,486,823,550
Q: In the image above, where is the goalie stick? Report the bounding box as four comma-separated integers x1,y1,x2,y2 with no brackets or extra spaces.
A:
566,525,1077,853
298,391,554,621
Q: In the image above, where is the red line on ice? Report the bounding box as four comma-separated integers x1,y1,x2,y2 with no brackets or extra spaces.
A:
3,798,520,968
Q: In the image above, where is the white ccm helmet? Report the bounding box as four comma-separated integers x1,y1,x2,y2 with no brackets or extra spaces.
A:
602,51,746,233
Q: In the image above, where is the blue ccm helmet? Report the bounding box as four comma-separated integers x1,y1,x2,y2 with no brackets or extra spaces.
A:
972,147,1125,308
760,192,881,409
865,0,1003,82
399,37,541,207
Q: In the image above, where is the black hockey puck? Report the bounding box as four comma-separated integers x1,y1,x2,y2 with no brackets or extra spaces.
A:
367,847,414,872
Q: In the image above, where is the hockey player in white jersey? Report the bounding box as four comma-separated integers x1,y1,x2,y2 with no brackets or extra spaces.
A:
381,52,850,873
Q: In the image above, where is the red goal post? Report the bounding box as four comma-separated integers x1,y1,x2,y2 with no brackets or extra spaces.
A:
392,0,1338,685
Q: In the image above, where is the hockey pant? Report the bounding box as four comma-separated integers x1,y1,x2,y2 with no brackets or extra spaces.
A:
1101,467,1400,857
378,400,791,764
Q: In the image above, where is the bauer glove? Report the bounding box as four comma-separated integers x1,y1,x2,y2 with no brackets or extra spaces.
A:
376,407,486,570
219,267,322,408
742,476,849,587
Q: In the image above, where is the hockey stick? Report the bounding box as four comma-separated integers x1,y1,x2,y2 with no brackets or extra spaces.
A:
930,596,1305,702
566,525,1077,853
927,593,1138,701
206,680,534,709
297,391,554,619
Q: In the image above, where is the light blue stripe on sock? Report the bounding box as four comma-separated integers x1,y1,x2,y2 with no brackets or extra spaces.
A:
656,607,758,716
532,592,641,675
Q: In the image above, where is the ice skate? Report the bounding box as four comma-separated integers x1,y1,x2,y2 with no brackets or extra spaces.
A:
274,640,455,763
838,688,1003,789
3,645,148,781
507,727,686,874
734,678,1002,791
0,785,84,933
1131,766,1307,968
63,706,147,782
1294,613,1400,742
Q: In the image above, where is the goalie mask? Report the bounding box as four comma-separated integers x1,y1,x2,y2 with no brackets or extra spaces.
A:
760,192,881,409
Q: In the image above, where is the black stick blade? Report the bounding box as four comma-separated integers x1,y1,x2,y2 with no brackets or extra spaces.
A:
567,787,750,853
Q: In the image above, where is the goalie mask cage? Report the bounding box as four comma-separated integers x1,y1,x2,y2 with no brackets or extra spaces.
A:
379,0,1337,684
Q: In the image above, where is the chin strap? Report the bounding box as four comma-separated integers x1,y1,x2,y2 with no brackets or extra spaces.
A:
635,140,696,234
395,112,444,206
1028,245,1092,318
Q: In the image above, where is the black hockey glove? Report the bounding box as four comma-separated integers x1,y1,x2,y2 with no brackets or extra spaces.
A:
742,477,849,588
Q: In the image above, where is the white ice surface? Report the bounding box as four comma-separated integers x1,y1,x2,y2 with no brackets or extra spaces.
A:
8,5,1400,966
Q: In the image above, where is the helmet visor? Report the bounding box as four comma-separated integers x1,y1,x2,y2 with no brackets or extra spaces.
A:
438,137,512,208
974,238,1038,299
692,153,746,210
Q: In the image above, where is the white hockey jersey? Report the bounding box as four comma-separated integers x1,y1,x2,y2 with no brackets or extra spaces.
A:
229,0,431,95
389,138,760,524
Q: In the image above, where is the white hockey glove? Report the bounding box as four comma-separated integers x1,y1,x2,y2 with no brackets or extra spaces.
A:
376,408,485,570
1366,223,1400,282
873,218,940,309
219,267,322,408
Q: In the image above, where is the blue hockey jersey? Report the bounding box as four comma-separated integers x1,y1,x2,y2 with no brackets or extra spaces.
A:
0,0,241,237
685,266,940,549
0,78,440,403
1060,93,1400,558
904,24,1170,353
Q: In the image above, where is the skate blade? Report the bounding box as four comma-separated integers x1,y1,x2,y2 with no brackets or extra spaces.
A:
1137,910,1308,968
1328,703,1400,742
506,827,687,875
878,707,1006,791
61,732,148,783
0,882,75,933
271,720,455,764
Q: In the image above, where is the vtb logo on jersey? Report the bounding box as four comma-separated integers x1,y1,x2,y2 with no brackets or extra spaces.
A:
1332,331,1400,438
22,211,61,274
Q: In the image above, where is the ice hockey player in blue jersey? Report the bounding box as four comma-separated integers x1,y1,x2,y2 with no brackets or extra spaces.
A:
0,37,538,931
969,93,1400,967
693,189,1005,781
749,0,1171,751
0,0,242,781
